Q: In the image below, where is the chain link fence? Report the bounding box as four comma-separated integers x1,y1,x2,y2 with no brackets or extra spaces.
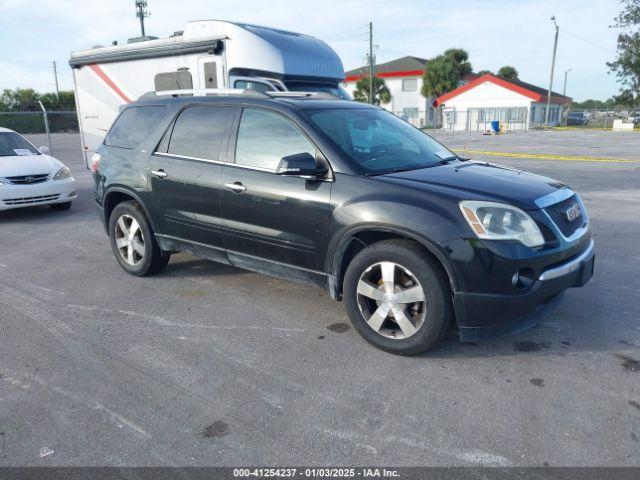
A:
389,107,639,132
0,104,79,154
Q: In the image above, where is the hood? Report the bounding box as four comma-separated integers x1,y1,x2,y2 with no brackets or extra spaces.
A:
0,154,63,178
380,161,565,210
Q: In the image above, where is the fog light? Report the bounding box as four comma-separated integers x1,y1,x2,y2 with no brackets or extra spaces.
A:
512,268,535,289
68,191,76,198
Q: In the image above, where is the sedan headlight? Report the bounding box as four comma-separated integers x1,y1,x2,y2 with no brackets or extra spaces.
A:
459,200,545,247
53,166,71,180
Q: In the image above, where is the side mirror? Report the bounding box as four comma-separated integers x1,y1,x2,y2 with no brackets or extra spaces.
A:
276,152,327,179
38,146,50,155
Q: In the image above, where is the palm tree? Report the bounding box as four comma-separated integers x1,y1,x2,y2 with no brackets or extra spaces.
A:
353,76,392,105
421,48,473,126
421,49,473,99
497,66,519,81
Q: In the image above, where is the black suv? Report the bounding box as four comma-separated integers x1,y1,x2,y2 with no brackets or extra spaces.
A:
93,93,594,355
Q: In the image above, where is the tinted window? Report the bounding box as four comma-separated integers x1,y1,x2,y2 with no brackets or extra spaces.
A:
308,108,456,175
234,80,275,93
0,132,39,157
105,106,166,149
235,109,315,170
285,82,352,100
168,106,234,161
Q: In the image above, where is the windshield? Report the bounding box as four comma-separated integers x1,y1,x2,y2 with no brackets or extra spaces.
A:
307,108,457,175
0,132,39,157
285,82,352,100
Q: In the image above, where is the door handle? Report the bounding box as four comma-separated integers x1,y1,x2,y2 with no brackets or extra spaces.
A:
151,169,168,179
224,182,247,193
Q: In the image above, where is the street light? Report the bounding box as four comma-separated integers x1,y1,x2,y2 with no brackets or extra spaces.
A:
563,68,572,96
544,16,559,128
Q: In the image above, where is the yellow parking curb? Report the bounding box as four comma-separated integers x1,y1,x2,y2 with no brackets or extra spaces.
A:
459,149,638,164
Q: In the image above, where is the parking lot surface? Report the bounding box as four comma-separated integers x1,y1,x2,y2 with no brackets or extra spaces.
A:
1,131,639,466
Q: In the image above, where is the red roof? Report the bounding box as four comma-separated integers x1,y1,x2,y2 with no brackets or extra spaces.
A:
434,74,572,106
345,69,423,83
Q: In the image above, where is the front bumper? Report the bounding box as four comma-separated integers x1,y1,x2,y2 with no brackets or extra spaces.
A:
454,240,595,341
0,178,77,211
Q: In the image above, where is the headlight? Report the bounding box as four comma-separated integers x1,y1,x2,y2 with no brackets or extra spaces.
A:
459,200,545,247
53,166,71,180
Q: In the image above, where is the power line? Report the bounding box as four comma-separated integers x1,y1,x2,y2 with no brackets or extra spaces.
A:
560,29,616,54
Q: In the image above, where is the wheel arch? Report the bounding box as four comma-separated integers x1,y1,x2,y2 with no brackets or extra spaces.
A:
329,226,459,301
103,186,158,233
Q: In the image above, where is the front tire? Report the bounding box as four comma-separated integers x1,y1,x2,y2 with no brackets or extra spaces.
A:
343,240,453,355
108,201,170,276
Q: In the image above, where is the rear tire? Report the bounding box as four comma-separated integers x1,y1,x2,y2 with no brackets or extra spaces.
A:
108,201,170,276
50,202,72,211
343,239,453,355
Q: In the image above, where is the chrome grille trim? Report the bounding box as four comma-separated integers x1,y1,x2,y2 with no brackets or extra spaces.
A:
534,188,574,209
2,194,60,205
4,174,50,185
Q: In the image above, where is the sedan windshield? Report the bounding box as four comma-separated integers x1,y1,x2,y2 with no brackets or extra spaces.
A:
0,132,39,157
307,108,457,175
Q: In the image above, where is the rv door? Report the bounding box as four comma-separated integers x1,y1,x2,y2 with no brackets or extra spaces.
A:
197,55,225,89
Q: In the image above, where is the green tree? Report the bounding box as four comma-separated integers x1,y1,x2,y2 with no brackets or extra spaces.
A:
607,0,640,107
497,66,519,81
421,48,472,99
353,76,391,105
40,91,76,110
476,69,493,76
0,88,41,111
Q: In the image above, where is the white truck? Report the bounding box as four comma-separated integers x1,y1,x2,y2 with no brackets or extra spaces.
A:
69,20,347,167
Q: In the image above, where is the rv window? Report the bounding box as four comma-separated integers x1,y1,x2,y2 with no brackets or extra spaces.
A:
235,108,315,171
105,106,166,149
234,80,275,93
154,71,193,92
167,106,234,161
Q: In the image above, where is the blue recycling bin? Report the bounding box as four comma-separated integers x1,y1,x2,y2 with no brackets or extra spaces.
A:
491,120,500,133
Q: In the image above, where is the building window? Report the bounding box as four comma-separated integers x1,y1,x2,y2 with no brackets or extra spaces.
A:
402,78,418,92
403,107,419,119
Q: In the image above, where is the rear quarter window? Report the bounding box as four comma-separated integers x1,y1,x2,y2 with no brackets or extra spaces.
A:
104,105,167,149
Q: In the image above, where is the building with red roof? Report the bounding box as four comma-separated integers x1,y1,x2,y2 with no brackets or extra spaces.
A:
434,73,572,131
343,56,437,127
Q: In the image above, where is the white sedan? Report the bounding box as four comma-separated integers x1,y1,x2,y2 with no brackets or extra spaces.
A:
0,128,77,211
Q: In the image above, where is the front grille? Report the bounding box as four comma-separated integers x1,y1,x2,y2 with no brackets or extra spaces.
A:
5,174,49,185
2,194,60,206
544,194,587,238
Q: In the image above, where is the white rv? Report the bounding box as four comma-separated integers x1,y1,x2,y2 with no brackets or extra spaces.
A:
69,20,347,167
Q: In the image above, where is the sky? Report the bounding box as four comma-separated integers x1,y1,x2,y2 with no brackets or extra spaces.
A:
0,0,624,102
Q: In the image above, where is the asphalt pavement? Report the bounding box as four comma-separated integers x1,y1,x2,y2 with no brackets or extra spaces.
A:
0,131,639,467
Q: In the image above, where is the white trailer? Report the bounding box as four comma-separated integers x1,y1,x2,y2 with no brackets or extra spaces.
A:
69,20,346,167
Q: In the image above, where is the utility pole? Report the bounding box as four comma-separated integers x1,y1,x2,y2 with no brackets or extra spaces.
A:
563,68,571,96
135,0,149,37
52,61,60,99
368,22,374,104
544,16,559,128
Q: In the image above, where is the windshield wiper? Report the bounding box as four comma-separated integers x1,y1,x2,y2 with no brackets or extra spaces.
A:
366,165,429,176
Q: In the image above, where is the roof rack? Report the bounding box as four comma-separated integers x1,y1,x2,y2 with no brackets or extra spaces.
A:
265,91,337,99
146,88,338,100
152,88,265,98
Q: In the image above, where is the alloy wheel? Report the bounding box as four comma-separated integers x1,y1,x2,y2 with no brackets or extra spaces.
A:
356,262,427,339
114,214,145,266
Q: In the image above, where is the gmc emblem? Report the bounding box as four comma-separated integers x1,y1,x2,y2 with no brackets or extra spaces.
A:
564,203,581,222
